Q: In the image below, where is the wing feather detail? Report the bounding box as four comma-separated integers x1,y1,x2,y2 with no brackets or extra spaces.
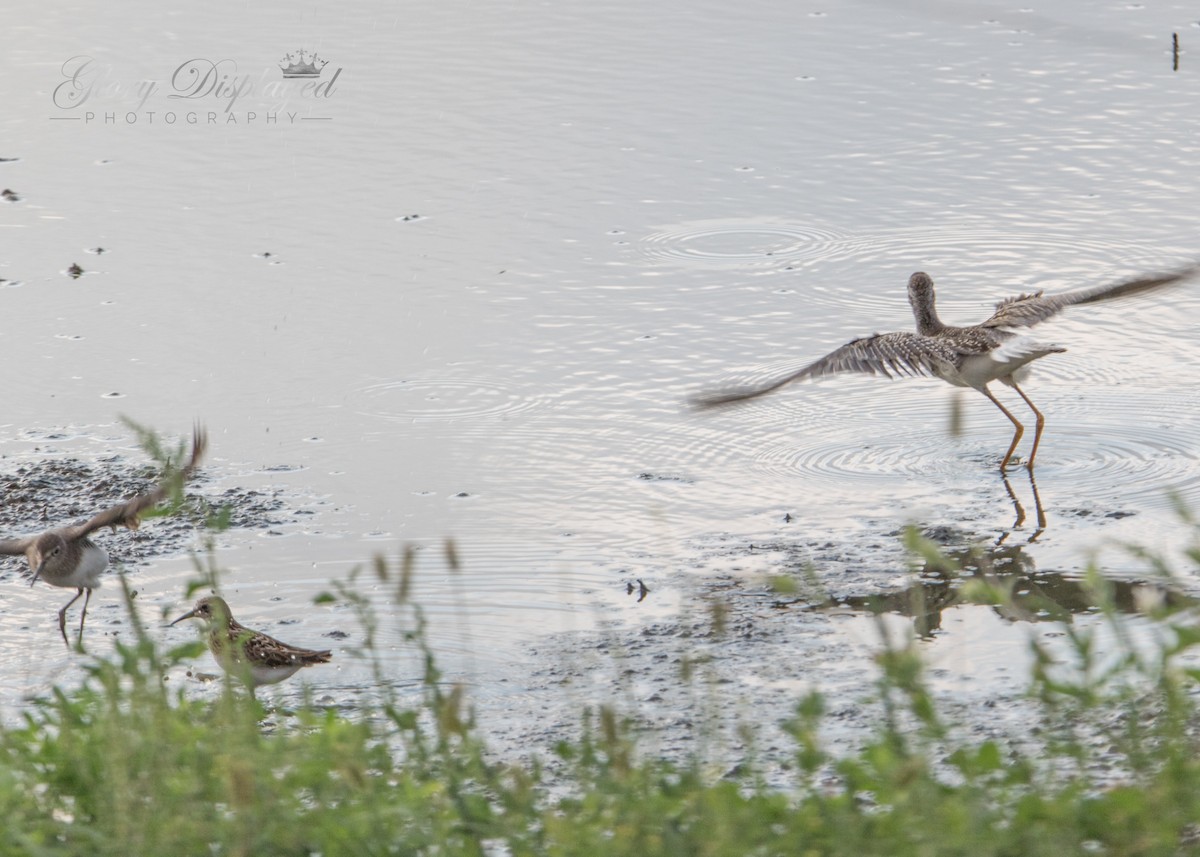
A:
983,264,1197,330
225,624,333,667
693,332,959,408
63,424,208,540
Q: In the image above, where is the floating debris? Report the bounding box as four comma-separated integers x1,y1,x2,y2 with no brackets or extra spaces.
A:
625,578,650,602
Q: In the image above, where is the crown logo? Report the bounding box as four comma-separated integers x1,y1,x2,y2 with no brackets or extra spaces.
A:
278,50,329,79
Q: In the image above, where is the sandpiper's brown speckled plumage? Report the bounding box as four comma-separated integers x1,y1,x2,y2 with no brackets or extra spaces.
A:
0,424,207,643
695,267,1197,472
171,596,332,693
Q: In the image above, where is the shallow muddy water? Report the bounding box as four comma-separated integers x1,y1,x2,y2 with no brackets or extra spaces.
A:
2,0,1200,766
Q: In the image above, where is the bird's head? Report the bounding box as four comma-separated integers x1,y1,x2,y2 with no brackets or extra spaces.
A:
170,595,232,628
907,271,935,305
29,532,68,587
907,271,945,334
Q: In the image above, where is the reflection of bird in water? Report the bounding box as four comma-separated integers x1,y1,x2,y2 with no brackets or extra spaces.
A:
998,471,1046,539
832,524,1194,639
0,425,207,645
695,266,1197,472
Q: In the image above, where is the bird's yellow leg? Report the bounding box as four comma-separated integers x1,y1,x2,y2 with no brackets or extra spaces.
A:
980,386,1025,472
1008,380,1047,472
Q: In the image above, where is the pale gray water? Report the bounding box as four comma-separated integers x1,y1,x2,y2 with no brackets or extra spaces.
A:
1,0,1199,753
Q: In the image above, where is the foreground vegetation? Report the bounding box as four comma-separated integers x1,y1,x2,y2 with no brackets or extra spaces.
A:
1,534,1199,857
4,429,1200,854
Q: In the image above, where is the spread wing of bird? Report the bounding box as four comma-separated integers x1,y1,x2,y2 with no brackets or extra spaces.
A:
692,331,962,408
0,537,35,556
982,264,1198,330
62,423,208,540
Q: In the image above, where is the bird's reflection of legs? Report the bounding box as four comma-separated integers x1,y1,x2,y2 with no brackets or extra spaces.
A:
997,469,1046,547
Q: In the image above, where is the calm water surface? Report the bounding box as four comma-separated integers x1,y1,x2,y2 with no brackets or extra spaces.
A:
1,0,1199,723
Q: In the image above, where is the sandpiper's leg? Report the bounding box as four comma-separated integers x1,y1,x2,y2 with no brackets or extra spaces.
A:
979,387,1025,472
58,587,85,645
78,588,93,636
1008,380,1047,472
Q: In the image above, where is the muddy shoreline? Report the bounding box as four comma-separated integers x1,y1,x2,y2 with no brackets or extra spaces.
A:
1,446,1192,789
483,508,1194,788
0,445,301,585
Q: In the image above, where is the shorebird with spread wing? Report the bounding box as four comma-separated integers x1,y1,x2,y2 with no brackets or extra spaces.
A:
0,424,207,643
695,267,1197,472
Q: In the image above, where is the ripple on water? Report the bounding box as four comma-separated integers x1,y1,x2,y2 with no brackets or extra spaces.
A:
464,402,797,545
751,426,983,485
635,220,855,271
641,221,1193,321
723,379,978,485
357,378,551,423
1033,390,1200,509
730,380,1200,509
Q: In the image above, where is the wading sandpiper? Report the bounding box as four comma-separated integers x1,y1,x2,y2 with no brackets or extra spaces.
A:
695,267,1196,472
171,595,332,694
0,424,207,643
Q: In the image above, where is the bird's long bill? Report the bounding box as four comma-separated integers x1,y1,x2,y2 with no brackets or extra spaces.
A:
169,608,199,626
29,562,43,587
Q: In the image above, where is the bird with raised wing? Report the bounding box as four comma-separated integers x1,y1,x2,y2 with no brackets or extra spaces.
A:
0,424,207,643
695,267,1197,472
171,595,332,693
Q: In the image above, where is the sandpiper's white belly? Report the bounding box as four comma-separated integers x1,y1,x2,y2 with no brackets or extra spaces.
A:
246,664,304,687
67,543,109,588
954,337,1065,390
211,650,305,688
931,362,972,389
